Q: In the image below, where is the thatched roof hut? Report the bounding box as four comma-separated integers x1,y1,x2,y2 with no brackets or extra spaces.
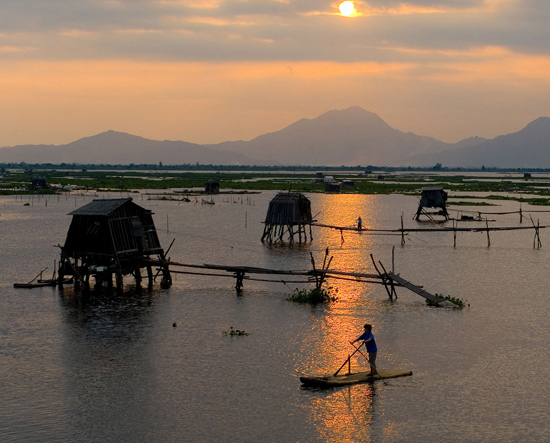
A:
59,198,171,289
63,198,162,258
261,192,313,243
415,187,449,220
263,192,312,225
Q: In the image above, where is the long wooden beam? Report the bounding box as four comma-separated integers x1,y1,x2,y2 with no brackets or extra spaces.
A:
166,260,457,306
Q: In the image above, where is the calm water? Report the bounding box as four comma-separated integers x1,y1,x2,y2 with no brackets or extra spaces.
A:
1,190,549,442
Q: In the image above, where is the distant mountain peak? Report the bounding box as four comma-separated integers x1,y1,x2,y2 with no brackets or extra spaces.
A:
521,116,550,131
2,108,550,167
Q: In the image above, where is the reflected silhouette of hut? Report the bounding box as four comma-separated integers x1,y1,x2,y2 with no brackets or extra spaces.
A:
414,187,449,221
58,198,171,291
261,192,313,243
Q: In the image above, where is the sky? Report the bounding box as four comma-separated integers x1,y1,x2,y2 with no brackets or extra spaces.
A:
1,0,550,148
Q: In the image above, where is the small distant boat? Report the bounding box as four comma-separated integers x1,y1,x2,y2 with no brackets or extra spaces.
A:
300,368,412,388
14,280,56,289
13,278,73,289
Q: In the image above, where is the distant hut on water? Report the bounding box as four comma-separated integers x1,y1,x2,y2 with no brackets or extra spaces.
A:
205,181,220,194
325,182,341,193
261,192,313,243
414,187,449,221
31,176,48,190
58,198,171,291
341,179,354,190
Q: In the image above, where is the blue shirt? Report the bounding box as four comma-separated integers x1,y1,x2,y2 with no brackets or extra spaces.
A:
358,331,377,353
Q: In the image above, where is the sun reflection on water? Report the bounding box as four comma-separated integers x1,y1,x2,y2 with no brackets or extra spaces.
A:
308,384,384,442
299,194,397,441
312,193,383,302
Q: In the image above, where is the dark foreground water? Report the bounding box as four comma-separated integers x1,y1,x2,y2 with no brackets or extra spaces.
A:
1,190,549,442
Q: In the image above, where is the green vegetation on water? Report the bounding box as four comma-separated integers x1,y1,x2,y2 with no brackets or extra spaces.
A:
286,286,338,304
3,167,550,204
426,293,467,308
223,327,249,336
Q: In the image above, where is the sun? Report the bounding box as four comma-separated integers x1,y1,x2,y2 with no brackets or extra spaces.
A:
339,1,355,17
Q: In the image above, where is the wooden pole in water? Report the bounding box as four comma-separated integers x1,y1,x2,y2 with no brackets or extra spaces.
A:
453,220,457,248
486,218,491,247
401,214,406,246
378,260,397,300
371,254,393,300
310,252,318,288
530,215,542,249
520,205,523,223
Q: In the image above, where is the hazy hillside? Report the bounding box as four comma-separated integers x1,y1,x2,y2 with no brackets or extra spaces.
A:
410,117,550,167
207,107,452,166
1,107,549,167
0,131,259,165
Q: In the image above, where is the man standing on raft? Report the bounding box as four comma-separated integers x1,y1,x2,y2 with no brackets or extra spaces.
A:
352,324,378,376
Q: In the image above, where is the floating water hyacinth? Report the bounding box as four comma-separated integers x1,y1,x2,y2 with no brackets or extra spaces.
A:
223,326,249,336
426,293,467,308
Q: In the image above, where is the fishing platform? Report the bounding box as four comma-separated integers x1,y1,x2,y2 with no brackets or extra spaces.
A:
57,198,172,291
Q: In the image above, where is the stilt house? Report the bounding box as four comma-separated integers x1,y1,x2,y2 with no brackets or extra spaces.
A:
58,198,171,290
261,192,313,243
31,176,48,190
205,181,220,194
414,187,449,220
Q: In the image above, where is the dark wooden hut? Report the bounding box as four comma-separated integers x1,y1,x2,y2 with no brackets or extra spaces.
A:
205,181,220,194
341,179,354,190
261,192,313,243
58,198,171,290
31,176,48,190
325,182,341,193
414,187,449,220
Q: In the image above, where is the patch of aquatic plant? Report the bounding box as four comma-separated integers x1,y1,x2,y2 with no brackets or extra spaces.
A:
223,327,249,336
426,293,466,308
525,198,550,206
447,201,497,206
286,286,338,304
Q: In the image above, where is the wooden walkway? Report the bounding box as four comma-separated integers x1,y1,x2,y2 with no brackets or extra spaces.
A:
386,272,455,306
312,222,547,234
168,260,458,307
311,220,545,248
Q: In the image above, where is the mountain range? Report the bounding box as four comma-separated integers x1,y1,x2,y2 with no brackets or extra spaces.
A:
1,106,549,168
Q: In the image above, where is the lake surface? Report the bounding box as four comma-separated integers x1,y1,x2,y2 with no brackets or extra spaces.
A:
1,190,549,442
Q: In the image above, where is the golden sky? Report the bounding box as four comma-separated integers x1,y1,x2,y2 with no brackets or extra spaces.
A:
1,0,549,147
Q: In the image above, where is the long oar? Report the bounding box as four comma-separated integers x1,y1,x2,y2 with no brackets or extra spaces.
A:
333,344,364,376
350,342,382,380
349,341,370,363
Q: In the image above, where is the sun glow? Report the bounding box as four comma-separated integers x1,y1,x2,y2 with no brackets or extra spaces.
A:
339,1,355,17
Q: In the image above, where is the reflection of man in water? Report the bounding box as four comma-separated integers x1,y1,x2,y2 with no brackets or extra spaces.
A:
356,216,362,230
351,323,378,376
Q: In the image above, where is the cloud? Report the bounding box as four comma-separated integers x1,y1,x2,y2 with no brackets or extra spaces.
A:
1,0,550,147
0,0,547,64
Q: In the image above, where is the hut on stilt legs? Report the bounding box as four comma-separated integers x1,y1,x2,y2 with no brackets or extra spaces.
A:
261,192,313,244
414,187,449,221
58,198,171,291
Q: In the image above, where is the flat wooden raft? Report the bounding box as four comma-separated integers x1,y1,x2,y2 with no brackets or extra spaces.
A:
300,368,412,388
